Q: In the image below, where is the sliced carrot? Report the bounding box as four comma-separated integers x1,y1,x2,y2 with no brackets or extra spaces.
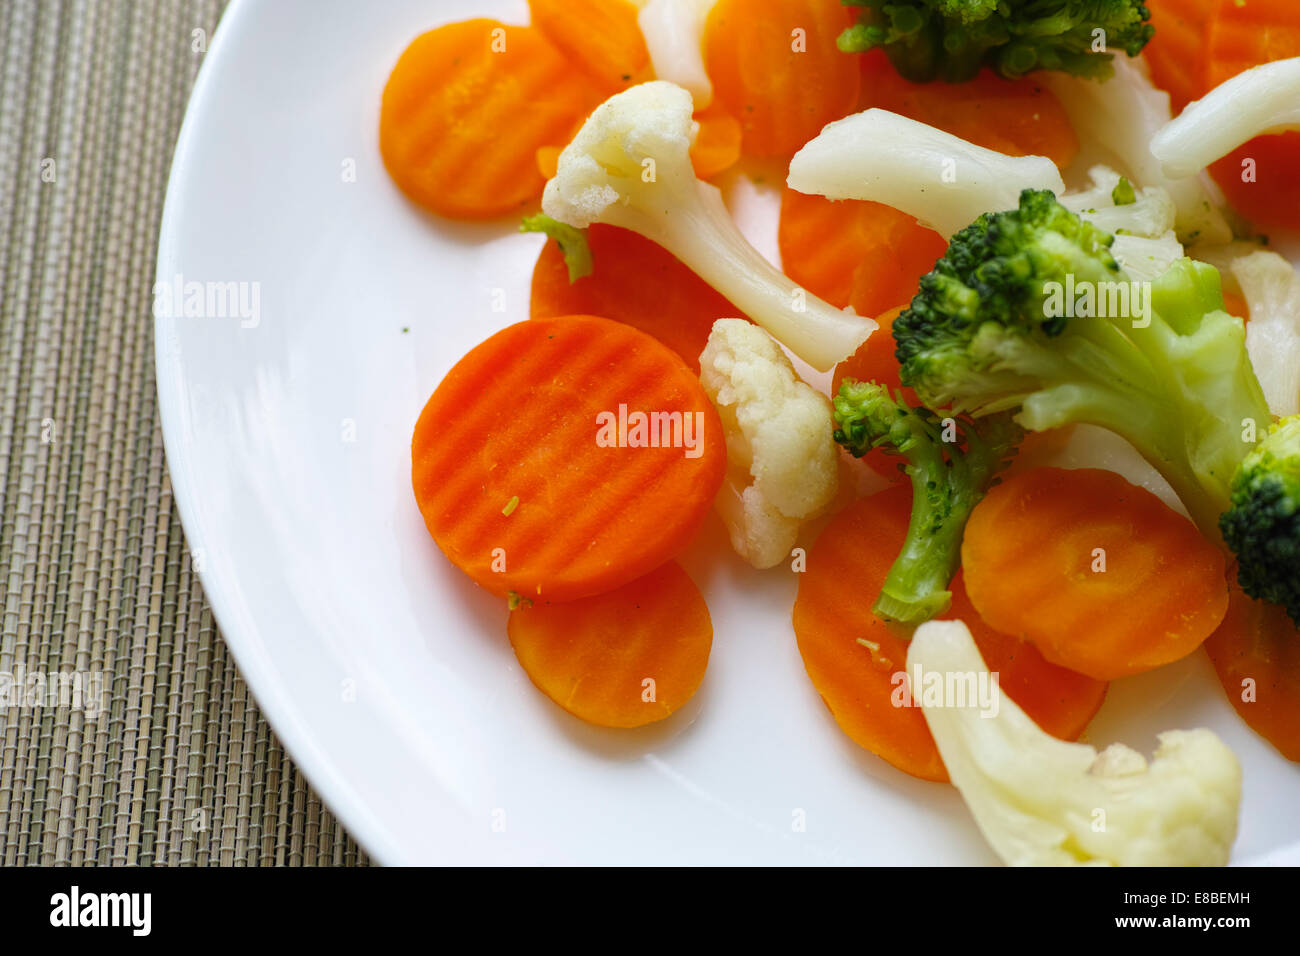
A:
793,483,1108,782
412,315,725,602
779,189,946,316
530,225,740,374
1143,0,1215,113
961,467,1230,681
528,0,650,93
858,50,1080,169
1205,0,1300,230
1205,580,1300,761
508,561,712,728
380,20,595,220
690,104,744,180
704,0,860,158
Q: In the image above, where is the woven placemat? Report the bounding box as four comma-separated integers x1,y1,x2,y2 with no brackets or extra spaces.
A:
0,0,368,866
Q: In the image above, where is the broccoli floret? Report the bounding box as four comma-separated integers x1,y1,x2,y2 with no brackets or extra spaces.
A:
838,0,1154,83
833,380,1022,624
1220,416,1300,625
894,189,1273,542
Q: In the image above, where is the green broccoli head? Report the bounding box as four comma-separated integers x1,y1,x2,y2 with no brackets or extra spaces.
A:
838,0,1154,83
833,379,1022,625
893,189,1274,543
1221,416,1300,626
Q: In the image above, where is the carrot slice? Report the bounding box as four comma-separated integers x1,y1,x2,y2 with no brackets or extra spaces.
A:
1205,0,1300,230
1143,0,1214,113
380,20,595,220
530,225,740,374
528,0,650,93
858,51,1080,169
778,189,946,315
690,105,744,180
793,483,1108,782
412,315,725,602
962,467,1230,681
508,561,712,728
1205,580,1300,761
704,0,860,158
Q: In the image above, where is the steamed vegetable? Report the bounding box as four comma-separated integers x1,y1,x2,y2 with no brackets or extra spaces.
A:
787,108,1065,237
508,560,712,728
1150,57,1300,179
638,0,717,105
1220,417,1300,626
1231,251,1300,418
894,189,1271,543
832,381,1021,623
962,467,1229,680
543,81,874,370
529,0,651,92
412,315,724,602
910,619,1241,867
699,319,839,568
837,0,1154,83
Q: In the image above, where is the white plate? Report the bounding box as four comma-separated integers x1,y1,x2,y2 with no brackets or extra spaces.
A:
156,0,1300,865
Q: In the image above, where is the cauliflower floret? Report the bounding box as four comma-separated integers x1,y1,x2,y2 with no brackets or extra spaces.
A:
787,108,1065,238
909,619,1242,867
638,0,717,107
1043,58,1232,245
543,81,873,371
1059,165,1184,280
1151,57,1300,180
1231,250,1300,418
699,319,838,568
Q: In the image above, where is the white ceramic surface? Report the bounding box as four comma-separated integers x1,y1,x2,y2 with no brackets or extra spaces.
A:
155,0,1300,865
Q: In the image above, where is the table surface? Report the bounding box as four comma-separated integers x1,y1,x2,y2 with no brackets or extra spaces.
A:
0,0,368,865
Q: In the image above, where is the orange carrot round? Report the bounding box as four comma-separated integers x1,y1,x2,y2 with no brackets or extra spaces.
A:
412,315,725,602
858,51,1080,169
690,104,744,180
793,483,1108,782
530,224,740,374
961,467,1230,681
779,189,946,316
704,0,860,158
1205,580,1300,761
380,20,595,220
1205,0,1300,230
508,561,712,728
528,0,650,93
1142,0,1214,113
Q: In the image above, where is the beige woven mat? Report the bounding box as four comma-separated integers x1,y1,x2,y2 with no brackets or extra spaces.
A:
0,0,368,866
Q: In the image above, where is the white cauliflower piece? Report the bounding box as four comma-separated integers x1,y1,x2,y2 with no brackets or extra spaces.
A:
543,81,873,371
1043,59,1231,245
638,0,717,107
1231,250,1300,418
1151,57,1300,180
699,319,838,568
1059,165,1184,280
909,620,1242,867
787,108,1065,237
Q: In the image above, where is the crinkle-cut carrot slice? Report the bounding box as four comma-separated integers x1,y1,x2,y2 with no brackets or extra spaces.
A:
1143,0,1215,113
530,224,741,374
412,315,725,602
704,0,860,158
962,467,1230,681
380,20,596,220
793,483,1108,782
858,49,1080,169
529,0,651,93
1205,579,1300,761
508,560,712,728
